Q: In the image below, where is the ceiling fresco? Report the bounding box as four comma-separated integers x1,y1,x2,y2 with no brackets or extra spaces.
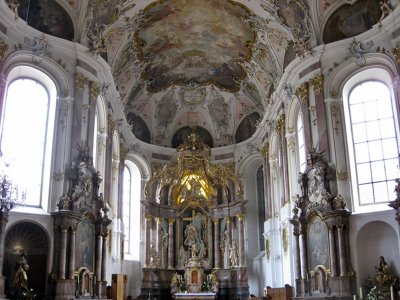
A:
8,0,388,148
135,0,256,93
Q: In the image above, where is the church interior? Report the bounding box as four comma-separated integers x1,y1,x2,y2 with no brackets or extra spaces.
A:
0,0,400,299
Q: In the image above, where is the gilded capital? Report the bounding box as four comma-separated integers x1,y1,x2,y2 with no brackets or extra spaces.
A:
261,143,269,158
120,143,129,162
237,214,245,221
310,74,324,95
0,38,9,60
295,82,309,103
275,115,285,135
89,81,100,102
391,46,400,64
108,114,116,135
74,73,88,93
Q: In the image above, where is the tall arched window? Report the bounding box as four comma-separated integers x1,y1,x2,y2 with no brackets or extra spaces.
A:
1,67,56,209
297,111,307,172
256,165,265,251
344,75,399,210
122,161,141,260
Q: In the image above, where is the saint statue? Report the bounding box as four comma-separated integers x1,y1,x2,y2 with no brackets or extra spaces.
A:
14,252,29,292
375,256,391,286
229,241,239,267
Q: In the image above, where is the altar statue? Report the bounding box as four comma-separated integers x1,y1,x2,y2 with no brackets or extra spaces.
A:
375,256,392,286
184,211,207,259
229,241,239,267
14,252,29,291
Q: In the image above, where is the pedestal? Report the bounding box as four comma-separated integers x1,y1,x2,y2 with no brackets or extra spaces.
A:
55,279,76,300
112,274,127,300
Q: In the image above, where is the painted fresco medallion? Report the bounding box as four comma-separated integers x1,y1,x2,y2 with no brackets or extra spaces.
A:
135,0,256,93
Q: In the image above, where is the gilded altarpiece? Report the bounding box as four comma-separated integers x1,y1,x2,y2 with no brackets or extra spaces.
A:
140,132,248,300
290,149,355,300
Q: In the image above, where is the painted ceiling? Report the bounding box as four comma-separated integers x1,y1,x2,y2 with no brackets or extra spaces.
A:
10,0,386,148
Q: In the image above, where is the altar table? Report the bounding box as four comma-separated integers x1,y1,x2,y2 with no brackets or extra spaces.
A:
173,292,216,300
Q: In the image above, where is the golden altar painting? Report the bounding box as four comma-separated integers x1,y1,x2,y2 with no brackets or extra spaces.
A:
134,0,256,92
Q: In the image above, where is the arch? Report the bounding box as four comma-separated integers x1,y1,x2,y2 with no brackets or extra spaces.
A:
356,221,400,285
3,51,71,96
4,221,50,299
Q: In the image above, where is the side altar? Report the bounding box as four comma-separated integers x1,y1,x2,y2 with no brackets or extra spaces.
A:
140,132,249,300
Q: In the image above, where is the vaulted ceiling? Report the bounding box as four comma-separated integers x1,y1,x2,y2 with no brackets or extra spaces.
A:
10,0,385,148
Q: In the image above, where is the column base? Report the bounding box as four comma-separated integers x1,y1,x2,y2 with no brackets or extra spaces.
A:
0,276,6,299
55,279,76,300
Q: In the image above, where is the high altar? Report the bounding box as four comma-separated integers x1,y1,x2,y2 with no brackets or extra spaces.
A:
140,132,249,300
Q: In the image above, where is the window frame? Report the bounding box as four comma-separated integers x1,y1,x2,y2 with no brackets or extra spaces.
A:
342,68,400,213
0,66,57,211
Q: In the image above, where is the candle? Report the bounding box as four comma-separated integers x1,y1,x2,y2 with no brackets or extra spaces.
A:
391,285,394,300
353,294,357,300
360,286,363,299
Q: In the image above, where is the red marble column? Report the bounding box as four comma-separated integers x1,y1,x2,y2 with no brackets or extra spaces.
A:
68,228,76,279
59,226,68,279
168,219,175,269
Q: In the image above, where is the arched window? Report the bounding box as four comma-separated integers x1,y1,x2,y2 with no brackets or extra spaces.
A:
297,111,307,172
344,74,399,210
122,161,141,260
1,67,56,209
256,165,265,251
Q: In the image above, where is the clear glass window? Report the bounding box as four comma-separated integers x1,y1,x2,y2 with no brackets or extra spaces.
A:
348,81,398,206
1,77,55,207
123,162,141,260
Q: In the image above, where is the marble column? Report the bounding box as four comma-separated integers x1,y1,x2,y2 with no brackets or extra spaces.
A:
299,225,308,279
156,218,163,267
207,218,213,267
293,231,301,280
238,215,245,267
328,225,337,276
168,219,175,269
337,225,347,276
101,235,107,281
59,226,68,279
226,218,232,268
95,234,102,281
213,218,220,268
68,228,76,279
262,145,272,219
145,216,151,267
